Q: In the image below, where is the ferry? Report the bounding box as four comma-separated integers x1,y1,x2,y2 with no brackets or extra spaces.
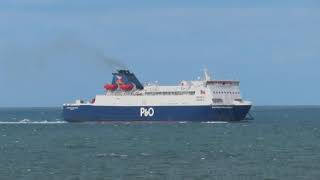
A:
63,69,252,122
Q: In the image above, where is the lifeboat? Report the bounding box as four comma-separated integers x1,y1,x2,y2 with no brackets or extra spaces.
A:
104,84,118,91
120,83,134,91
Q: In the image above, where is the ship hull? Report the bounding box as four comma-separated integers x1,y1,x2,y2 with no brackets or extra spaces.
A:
63,105,251,122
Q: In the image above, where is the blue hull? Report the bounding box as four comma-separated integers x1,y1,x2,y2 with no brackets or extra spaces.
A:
63,105,252,122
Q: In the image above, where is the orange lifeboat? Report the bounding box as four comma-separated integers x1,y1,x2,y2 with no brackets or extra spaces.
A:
104,84,118,91
120,83,134,91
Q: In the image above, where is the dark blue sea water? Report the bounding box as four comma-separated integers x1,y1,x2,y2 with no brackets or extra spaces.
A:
0,106,320,180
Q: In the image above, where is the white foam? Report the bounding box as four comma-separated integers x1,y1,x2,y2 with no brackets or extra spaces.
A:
140,153,150,156
179,121,188,124
201,121,228,124
0,121,67,124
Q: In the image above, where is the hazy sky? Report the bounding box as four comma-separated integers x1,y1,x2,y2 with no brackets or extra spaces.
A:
0,1,320,107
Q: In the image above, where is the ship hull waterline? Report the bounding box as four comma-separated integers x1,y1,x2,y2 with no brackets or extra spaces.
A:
63,105,251,122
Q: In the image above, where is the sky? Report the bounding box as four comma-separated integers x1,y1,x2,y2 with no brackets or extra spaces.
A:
0,1,320,107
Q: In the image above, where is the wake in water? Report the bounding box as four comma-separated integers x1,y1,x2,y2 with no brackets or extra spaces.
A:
0,119,228,124
0,119,67,124
201,121,228,124
179,121,228,124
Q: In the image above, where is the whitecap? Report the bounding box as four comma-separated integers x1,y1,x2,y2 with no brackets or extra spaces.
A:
20,119,30,123
140,153,150,156
96,153,108,157
201,121,228,124
110,153,117,157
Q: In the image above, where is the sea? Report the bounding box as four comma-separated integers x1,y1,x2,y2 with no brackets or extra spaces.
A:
0,106,319,180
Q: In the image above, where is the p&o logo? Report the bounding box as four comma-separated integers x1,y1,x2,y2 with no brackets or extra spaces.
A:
140,107,155,117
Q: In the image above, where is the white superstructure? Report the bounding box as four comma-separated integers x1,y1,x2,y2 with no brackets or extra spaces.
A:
67,69,251,107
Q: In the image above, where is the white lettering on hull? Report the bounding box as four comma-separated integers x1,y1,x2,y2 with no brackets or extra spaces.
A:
140,107,155,117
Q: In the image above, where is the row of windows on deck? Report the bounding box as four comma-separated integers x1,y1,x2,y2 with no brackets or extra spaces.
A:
145,91,196,96
213,91,240,95
212,98,243,103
